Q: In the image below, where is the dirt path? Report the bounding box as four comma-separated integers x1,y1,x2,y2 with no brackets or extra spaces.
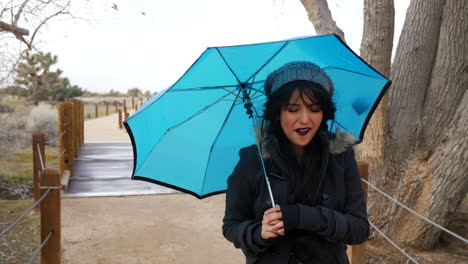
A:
62,194,243,263
62,114,244,263
84,112,131,142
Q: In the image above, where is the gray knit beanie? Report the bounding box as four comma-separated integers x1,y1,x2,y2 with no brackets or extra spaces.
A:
264,61,334,97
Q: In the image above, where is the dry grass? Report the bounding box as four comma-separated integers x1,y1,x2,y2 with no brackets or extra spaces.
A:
0,98,58,153
0,148,58,200
0,200,40,264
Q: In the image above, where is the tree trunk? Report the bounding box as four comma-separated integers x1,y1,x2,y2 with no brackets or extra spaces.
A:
383,0,468,249
355,0,394,223
299,0,345,40
369,0,446,234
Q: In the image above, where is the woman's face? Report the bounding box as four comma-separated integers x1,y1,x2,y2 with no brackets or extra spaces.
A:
280,89,323,153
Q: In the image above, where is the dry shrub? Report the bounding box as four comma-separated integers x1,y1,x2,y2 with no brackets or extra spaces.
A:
25,103,58,141
0,113,29,152
0,102,58,152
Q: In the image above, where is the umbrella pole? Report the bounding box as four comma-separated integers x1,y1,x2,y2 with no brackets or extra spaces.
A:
241,83,276,208
249,119,276,208
254,141,276,208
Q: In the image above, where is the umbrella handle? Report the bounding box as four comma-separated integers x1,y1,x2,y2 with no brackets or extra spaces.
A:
265,175,276,208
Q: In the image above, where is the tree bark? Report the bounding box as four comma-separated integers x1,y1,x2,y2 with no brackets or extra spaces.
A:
369,0,446,234
355,0,394,223
300,0,345,40
386,0,468,249
387,0,446,163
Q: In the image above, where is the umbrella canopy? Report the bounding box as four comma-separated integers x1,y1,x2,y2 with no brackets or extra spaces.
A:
124,34,391,198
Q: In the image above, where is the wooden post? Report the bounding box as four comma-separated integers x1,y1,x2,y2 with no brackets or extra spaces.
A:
95,103,98,118
73,100,80,157
358,161,369,204
57,103,65,176
140,97,143,106
106,103,109,116
40,167,61,264
115,101,118,114
123,99,126,108
347,161,369,264
80,101,84,145
124,105,127,117
132,97,135,108
118,109,123,129
63,102,75,175
125,112,129,120
32,132,45,211
76,100,82,145
67,103,77,163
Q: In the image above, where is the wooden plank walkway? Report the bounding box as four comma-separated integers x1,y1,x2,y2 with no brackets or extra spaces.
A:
62,142,178,198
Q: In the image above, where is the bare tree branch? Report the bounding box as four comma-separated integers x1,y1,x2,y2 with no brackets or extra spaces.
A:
28,0,70,48
0,20,29,35
13,0,31,26
300,0,345,41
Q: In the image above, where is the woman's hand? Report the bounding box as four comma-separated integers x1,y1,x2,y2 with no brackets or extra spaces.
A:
261,205,285,239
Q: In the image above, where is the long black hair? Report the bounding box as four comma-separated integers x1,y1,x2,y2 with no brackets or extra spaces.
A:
262,80,336,204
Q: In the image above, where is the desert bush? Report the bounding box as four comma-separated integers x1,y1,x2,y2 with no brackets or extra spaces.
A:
0,102,58,152
0,103,14,113
25,103,58,143
0,113,30,152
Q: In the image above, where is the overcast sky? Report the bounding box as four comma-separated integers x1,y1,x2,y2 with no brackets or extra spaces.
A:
37,0,409,94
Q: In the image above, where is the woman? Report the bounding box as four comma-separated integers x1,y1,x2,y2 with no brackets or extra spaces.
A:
222,61,369,263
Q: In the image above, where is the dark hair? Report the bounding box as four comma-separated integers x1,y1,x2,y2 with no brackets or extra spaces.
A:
262,80,336,203
263,80,335,127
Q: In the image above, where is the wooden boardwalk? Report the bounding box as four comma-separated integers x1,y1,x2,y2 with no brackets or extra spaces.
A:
62,142,178,198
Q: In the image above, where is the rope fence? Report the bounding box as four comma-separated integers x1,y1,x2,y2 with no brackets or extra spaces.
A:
36,144,45,171
361,178,468,244
47,148,67,167
44,130,67,145
369,221,420,264
27,230,53,264
2,99,84,264
0,188,52,238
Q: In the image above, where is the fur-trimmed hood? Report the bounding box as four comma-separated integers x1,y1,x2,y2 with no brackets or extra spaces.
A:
255,122,357,159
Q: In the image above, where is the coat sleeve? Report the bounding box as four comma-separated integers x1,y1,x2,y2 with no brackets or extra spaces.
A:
222,147,274,256
284,148,370,245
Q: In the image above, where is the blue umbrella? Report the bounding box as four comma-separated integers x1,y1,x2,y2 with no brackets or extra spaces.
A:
124,34,391,200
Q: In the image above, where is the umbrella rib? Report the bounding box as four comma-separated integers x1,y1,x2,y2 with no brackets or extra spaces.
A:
200,88,243,195
215,48,242,86
245,41,291,84
323,66,388,80
222,88,243,100
165,92,235,134
137,91,235,174
168,84,239,92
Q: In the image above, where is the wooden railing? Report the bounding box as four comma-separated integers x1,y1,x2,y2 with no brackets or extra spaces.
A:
30,98,84,263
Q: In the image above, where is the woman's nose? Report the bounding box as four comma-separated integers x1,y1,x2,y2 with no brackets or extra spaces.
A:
298,110,309,123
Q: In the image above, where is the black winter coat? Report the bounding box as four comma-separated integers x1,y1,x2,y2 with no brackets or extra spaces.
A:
222,132,369,263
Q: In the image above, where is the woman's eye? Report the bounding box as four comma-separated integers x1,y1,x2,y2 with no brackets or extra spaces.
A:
288,108,298,113
309,107,321,113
